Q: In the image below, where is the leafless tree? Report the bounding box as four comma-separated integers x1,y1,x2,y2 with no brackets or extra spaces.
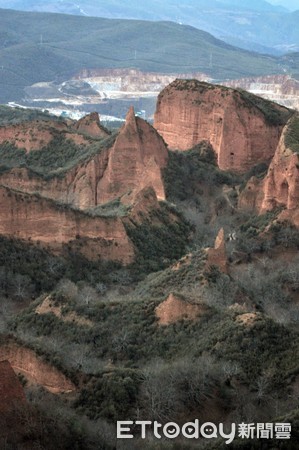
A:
56,278,78,301
76,285,98,306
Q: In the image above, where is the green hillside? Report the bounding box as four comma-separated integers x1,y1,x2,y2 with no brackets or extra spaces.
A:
0,8,288,103
0,0,298,55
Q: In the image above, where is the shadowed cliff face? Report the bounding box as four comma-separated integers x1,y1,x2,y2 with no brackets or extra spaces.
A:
260,119,299,213
0,343,75,394
239,115,299,222
0,360,26,411
154,79,291,173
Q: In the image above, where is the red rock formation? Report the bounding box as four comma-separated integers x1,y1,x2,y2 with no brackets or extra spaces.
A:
0,118,95,152
0,343,75,394
238,176,265,212
205,228,228,273
0,185,134,263
0,148,111,209
0,107,168,209
155,293,205,325
121,186,160,223
73,112,110,138
260,117,299,213
0,119,65,151
97,106,168,203
238,113,299,228
154,79,289,172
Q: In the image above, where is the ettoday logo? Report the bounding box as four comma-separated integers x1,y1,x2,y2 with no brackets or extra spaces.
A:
117,420,237,444
117,420,292,444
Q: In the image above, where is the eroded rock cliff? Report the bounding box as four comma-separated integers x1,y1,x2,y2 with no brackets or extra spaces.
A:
239,114,299,219
97,106,168,203
0,343,75,394
0,107,168,208
154,79,291,172
0,185,135,263
260,115,299,213
73,112,110,138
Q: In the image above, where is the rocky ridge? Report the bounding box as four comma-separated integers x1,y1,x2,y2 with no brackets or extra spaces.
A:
240,113,299,223
154,79,292,173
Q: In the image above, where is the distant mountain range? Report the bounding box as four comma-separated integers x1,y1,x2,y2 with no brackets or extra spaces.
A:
0,0,298,54
1,8,297,104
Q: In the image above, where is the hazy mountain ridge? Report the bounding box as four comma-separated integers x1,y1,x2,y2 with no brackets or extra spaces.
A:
0,0,298,54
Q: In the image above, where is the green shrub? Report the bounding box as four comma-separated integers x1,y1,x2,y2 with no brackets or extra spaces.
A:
163,146,241,203
75,369,142,421
285,115,299,153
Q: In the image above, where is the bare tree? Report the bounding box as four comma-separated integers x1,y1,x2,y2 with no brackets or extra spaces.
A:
56,279,78,301
11,274,32,301
76,285,98,306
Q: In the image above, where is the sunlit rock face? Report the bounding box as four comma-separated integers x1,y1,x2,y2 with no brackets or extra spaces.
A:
154,79,289,173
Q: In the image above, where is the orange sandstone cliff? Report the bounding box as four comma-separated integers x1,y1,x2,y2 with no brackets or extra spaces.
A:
0,343,75,394
154,79,291,172
0,107,168,209
260,115,299,213
0,185,135,263
73,112,110,138
239,114,299,223
97,106,168,203
205,228,228,273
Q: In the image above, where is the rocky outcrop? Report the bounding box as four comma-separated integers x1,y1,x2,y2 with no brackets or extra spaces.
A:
238,176,265,212
0,185,135,263
73,112,110,138
0,118,96,152
154,79,290,172
205,228,228,273
0,149,112,210
260,116,299,213
0,107,168,208
0,119,67,152
155,293,205,325
36,295,93,327
240,114,299,217
0,343,75,394
97,106,168,203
